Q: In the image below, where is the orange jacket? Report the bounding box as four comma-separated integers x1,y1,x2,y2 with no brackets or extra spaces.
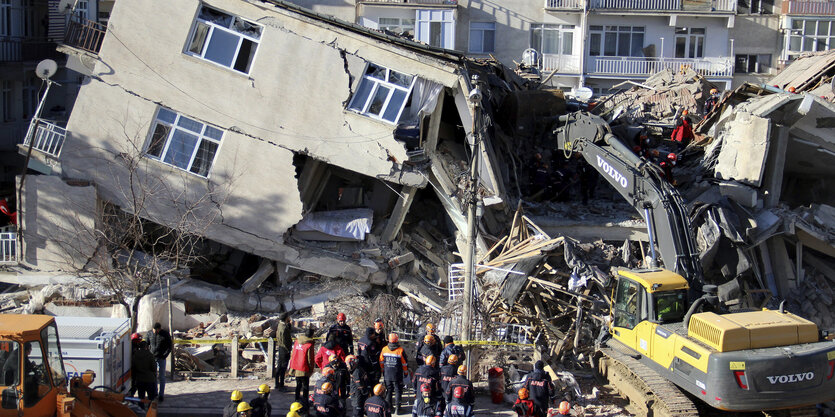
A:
380,344,408,380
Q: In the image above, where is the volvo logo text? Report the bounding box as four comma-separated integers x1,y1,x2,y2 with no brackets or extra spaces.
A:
596,155,628,189
766,372,814,384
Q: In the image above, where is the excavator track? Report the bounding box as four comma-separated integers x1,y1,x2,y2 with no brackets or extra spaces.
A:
597,345,700,417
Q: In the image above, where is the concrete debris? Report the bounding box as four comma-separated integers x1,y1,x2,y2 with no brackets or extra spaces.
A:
769,49,835,100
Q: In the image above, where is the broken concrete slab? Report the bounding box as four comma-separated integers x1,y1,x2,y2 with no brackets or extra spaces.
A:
241,259,275,293
718,181,758,208
713,113,771,186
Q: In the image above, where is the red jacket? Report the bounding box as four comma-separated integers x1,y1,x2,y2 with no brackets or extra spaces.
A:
671,117,694,143
316,343,346,369
290,337,315,375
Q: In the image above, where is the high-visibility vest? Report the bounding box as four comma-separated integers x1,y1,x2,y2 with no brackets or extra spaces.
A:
290,339,314,372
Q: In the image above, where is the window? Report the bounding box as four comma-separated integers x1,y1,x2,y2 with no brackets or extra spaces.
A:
415,9,455,49
348,63,415,124
614,279,641,329
589,25,644,57
469,22,495,53
41,325,65,388
735,54,771,73
378,17,415,37
21,341,50,407
654,290,686,323
186,5,262,74
788,19,834,53
531,24,574,56
0,0,11,37
0,340,20,386
737,0,772,14
75,0,88,21
146,107,224,177
675,27,705,58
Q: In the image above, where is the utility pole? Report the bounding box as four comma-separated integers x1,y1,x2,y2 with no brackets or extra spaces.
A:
461,74,482,378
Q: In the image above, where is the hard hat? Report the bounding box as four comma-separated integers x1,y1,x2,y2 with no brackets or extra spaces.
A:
558,401,571,415
453,386,465,399
322,367,334,377
423,334,434,344
237,401,253,412
290,402,304,412
457,365,467,375
388,333,399,343
345,355,357,364
518,388,529,400
447,354,459,365
426,323,436,333
682,109,689,116
131,332,142,342
373,383,386,396
710,88,718,94
425,355,436,366
231,390,243,401
667,153,677,162
257,384,270,394
788,86,797,93
81,370,96,386
328,354,339,363
337,312,346,322
321,382,334,394
374,320,384,331
420,383,432,394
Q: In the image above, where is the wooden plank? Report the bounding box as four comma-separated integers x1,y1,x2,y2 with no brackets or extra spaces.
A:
409,242,446,267
478,235,507,264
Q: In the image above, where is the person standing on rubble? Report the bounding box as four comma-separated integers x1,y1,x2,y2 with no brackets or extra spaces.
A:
251,384,273,417
703,88,721,115
671,109,694,149
365,384,391,417
358,327,382,386
524,361,554,417
444,387,473,417
445,365,474,407
329,313,355,355
146,322,172,402
380,332,408,414
439,354,458,396
275,313,293,391
439,337,465,367
317,333,347,370
289,326,317,406
348,355,369,417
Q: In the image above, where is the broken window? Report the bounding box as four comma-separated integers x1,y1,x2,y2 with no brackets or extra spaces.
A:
348,63,415,124
735,54,771,73
674,27,705,59
378,17,415,37
145,107,223,177
589,26,644,57
185,4,262,74
531,24,574,56
787,19,834,53
415,9,454,49
468,22,495,53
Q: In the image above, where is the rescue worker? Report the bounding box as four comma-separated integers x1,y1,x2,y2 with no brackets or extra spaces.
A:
251,384,273,417
146,322,172,402
659,152,676,184
371,322,386,385
444,387,473,417
445,365,474,406
412,383,442,417
328,313,355,355
287,402,304,417
348,355,370,417
365,384,391,417
415,335,436,368
312,382,343,417
328,354,351,402
671,109,694,148
316,334,347,370
438,337,465,367
132,340,157,407
557,401,571,416
439,354,458,395
238,402,254,417
703,88,721,115
224,390,244,417
414,324,442,366
524,361,554,417
412,355,441,399
357,327,381,385
128,333,143,397
380,332,408,414
289,327,317,406
275,313,293,391
513,388,535,417
314,367,337,398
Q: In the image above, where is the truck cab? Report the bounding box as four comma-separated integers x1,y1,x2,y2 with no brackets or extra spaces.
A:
0,315,67,417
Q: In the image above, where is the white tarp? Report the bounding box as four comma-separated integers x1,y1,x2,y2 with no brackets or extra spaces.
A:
295,208,373,241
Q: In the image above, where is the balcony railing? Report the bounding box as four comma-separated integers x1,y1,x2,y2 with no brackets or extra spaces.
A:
782,0,835,14
24,119,66,158
545,0,585,9
589,0,735,11
63,19,106,53
0,226,17,264
540,54,583,74
588,56,733,77
360,0,457,4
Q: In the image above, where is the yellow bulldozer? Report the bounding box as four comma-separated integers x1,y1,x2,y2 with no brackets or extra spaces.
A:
0,314,157,417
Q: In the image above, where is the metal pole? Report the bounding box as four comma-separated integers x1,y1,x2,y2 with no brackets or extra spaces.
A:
643,206,658,268
167,276,175,381
461,75,481,380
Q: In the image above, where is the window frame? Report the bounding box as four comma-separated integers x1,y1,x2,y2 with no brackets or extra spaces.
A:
589,25,644,57
468,21,496,54
378,17,415,37
347,63,416,125
788,19,834,53
184,4,263,75
531,24,575,56
735,53,771,73
613,278,641,330
415,9,455,49
674,27,705,58
144,107,224,178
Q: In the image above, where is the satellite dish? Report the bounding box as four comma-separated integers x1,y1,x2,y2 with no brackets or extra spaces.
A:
36,59,58,80
58,0,77,15
575,87,594,102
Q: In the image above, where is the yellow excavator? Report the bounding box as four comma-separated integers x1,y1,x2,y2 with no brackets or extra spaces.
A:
0,314,157,417
552,112,835,416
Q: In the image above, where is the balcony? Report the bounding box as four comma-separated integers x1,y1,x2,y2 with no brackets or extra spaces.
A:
63,19,107,54
782,0,835,14
24,119,67,158
588,56,733,77
540,54,583,74
0,226,16,264
360,0,457,4
545,0,585,10
589,0,735,11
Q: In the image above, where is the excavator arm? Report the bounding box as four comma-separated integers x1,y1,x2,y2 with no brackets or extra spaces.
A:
552,111,703,287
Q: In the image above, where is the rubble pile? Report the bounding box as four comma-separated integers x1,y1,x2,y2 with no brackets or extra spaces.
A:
769,49,835,101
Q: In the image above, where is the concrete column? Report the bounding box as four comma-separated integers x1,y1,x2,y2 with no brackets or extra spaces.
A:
761,125,789,208
381,186,418,243
267,337,275,378
298,159,331,211
423,89,446,153
767,237,795,296
231,336,239,378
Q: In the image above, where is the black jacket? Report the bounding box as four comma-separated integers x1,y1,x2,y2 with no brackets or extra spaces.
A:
524,370,553,408
412,364,440,397
439,344,465,366
357,329,381,371
328,323,354,355
412,397,442,417
414,334,441,365
364,395,390,417
223,401,241,417
313,392,342,417
146,329,172,360
251,395,272,417
350,364,370,397
444,399,473,417
439,364,457,393
445,375,474,405
329,359,350,399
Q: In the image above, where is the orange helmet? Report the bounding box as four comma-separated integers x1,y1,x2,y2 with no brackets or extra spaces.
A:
788,86,797,93
710,88,718,94
423,334,434,344
426,323,436,333
321,382,333,394
558,401,570,415
345,355,357,365
388,333,399,343
373,384,385,396
447,354,459,365
682,109,689,116
453,386,465,399
457,365,467,375
424,355,436,367
322,367,334,377
328,354,339,363
518,388,529,400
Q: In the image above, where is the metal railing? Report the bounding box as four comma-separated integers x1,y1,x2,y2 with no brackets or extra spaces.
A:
590,0,681,9
0,39,22,61
545,0,585,9
0,226,17,264
63,19,106,53
541,54,583,74
361,0,457,4
24,119,66,158
589,56,733,77
782,0,835,14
